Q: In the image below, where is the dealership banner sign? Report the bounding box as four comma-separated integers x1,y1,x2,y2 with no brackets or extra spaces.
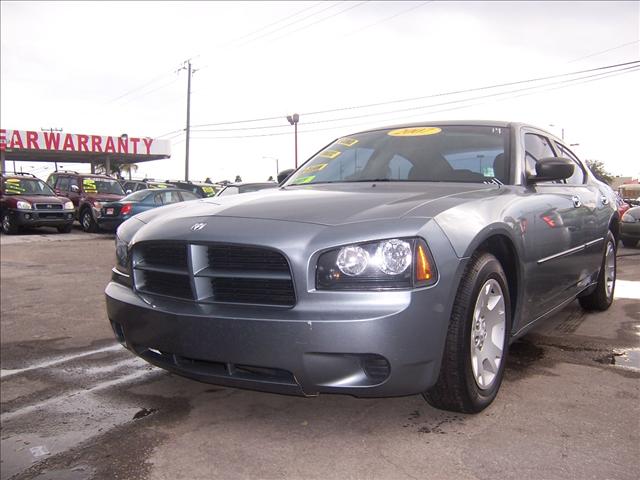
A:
0,129,171,156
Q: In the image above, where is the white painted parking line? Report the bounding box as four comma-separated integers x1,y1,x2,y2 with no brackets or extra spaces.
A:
0,344,123,379
614,279,640,300
1,367,161,423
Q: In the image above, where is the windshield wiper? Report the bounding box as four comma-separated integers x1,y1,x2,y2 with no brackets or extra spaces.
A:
349,178,394,183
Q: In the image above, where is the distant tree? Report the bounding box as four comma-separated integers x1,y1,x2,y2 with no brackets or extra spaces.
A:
585,160,614,185
120,163,139,180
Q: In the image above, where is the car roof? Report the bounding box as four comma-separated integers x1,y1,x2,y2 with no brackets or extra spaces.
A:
225,182,277,187
349,120,558,140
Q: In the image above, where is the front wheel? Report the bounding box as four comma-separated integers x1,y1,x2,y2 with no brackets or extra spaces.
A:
80,209,98,233
424,252,511,413
579,232,616,311
2,213,19,235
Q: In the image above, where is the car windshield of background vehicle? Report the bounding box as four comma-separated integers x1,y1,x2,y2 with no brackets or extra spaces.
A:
2,178,56,195
285,125,510,186
81,178,125,195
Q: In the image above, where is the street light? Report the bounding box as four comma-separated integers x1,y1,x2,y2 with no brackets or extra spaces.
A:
262,156,279,179
286,113,299,168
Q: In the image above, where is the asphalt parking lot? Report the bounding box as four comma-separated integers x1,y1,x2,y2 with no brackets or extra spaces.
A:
1,227,639,480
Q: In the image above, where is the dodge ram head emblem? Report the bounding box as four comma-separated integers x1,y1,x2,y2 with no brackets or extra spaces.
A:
190,223,207,231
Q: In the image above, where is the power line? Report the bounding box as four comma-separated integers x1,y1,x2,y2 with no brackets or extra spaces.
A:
566,39,640,64
236,1,342,47
265,1,369,44
109,66,180,103
188,64,639,140
189,60,639,129
224,1,325,46
120,78,180,105
344,1,432,37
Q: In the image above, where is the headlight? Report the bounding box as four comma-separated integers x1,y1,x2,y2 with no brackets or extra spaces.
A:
115,236,130,273
16,200,32,210
316,237,436,290
64,201,74,210
622,212,637,223
93,201,102,209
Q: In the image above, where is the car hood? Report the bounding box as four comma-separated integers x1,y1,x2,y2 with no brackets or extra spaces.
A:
134,182,499,227
8,195,66,204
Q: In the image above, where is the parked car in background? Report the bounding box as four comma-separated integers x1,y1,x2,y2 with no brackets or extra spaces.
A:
615,192,630,217
98,188,200,230
46,170,125,232
1,172,75,234
167,180,218,198
215,182,278,197
120,179,176,194
106,121,618,414
620,206,640,247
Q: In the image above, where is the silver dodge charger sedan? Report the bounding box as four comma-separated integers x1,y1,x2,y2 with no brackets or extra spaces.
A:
105,121,618,413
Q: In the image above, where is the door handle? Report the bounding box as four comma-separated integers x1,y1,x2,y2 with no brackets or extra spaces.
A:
601,195,609,205
572,195,582,208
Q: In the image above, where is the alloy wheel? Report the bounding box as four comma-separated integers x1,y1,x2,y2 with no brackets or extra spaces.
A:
470,279,506,390
605,241,616,299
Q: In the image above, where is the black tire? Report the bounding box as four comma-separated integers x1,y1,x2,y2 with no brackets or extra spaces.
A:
424,252,511,413
1,213,19,235
57,223,73,234
621,238,637,248
80,208,98,233
579,232,616,311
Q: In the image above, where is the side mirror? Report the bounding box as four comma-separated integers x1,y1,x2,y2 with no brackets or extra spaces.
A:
126,189,132,194
277,169,295,185
70,184,80,193
527,157,574,184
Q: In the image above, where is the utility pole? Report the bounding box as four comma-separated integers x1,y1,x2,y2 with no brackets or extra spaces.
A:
287,114,300,169
179,60,196,181
41,128,63,171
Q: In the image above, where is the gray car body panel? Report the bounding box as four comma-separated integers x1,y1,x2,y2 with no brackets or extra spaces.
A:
105,121,617,397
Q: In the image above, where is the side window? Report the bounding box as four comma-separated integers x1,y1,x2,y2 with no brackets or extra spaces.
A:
555,143,585,185
524,133,556,180
179,191,199,201
47,175,57,187
56,176,70,191
136,183,147,191
122,182,133,192
154,192,165,206
69,177,79,192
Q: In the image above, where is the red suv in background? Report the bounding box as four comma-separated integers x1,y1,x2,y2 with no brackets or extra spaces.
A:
1,172,75,234
46,171,125,232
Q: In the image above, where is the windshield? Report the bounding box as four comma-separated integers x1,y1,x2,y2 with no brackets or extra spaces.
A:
81,177,125,195
2,178,56,195
285,125,510,186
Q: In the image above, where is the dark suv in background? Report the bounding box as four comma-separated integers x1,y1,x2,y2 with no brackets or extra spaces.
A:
47,171,125,232
1,172,75,234
167,180,218,198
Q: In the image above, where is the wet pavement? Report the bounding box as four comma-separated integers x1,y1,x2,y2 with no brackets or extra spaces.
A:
1,233,639,479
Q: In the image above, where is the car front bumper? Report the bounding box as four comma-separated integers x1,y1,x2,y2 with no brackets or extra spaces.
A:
105,262,463,398
8,210,75,227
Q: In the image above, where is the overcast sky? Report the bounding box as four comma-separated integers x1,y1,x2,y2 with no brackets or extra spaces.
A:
1,1,639,182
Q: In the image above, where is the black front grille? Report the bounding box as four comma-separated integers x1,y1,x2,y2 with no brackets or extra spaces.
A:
38,212,64,220
209,277,295,306
35,203,63,210
137,242,188,270
207,245,290,272
137,270,193,300
132,242,295,307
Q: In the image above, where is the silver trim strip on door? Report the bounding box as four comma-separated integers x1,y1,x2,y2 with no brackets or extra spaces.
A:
537,237,604,265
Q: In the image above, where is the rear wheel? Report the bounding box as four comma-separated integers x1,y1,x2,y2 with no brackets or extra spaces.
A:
80,208,98,233
1,213,19,235
579,232,616,311
57,223,73,233
424,252,511,413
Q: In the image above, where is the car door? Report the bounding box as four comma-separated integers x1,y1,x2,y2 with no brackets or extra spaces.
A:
54,176,69,197
523,131,595,318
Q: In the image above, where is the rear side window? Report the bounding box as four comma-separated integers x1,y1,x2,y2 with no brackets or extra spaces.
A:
524,133,556,179
180,191,199,201
47,175,57,187
554,143,585,185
